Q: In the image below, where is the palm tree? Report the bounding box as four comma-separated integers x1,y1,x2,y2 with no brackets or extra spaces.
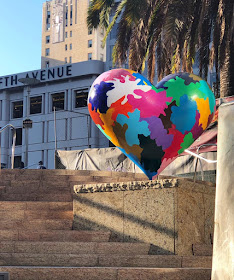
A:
87,0,234,97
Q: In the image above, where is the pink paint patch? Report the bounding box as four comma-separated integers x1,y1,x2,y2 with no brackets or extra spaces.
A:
156,157,175,176
128,89,172,118
93,69,135,85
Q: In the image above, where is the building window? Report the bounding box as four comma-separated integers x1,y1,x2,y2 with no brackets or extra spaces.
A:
70,43,72,50
88,40,92,48
52,92,64,111
88,53,92,60
46,48,50,56
65,57,67,63
70,3,73,25
65,31,68,38
46,10,50,30
12,101,23,119
13,156,22,169
65,5,68,26
12,128,22,146
65,44,67,51
46,35,50,44
100,53,104,61
70,30,72,37
0,101,2,120
46,61,50,68
30,96,42,115
69,56,72,63
88,29,92,35
75,88,88,108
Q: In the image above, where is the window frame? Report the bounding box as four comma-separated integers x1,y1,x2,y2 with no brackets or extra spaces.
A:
46,35,50,44
88,39,92,48
12,100,23,119
45,48,50,56
74,88,89,109
51,92,65,112
30,95,43,115
88,53,92,60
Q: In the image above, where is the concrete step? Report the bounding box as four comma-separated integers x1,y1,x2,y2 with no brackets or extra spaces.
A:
0,193,73,201
0,186,6,195
0,230,111,242
0,254,211,268
0,210,73,221
0,267,211,280
192,244,213,256
0,219,72,230
0,201,73,211
0,241,150,255
0,169,146,179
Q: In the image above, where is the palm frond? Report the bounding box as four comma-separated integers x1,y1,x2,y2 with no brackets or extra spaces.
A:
102,0,128,46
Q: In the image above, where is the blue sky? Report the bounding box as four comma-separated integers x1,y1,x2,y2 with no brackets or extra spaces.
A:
0,0,45,76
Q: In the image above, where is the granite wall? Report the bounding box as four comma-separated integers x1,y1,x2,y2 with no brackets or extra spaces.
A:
73,178,215,256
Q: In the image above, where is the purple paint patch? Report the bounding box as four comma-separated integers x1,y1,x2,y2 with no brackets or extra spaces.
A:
141,116,174,150
127,89,172,118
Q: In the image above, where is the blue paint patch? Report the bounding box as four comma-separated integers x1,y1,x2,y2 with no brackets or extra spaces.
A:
132,73,152,86
89,81,114,113
116,109,150,146
171,94,197,134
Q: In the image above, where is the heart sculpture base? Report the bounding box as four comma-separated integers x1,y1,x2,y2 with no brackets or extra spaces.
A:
88,69,215,179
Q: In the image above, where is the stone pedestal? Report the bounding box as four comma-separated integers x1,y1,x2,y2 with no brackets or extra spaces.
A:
73,178,215,255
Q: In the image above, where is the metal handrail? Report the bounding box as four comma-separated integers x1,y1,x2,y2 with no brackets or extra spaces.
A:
0,124,16,169
185,143,217,181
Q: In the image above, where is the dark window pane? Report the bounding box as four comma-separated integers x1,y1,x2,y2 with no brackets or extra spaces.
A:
12,101,23,119
46,35,50,43
30,96,42,115
14,156,22,168
75,88,88,108
52,92,64,111
12,128,22,146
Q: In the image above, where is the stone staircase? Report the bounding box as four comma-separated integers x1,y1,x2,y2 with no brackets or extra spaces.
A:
0,169,212,280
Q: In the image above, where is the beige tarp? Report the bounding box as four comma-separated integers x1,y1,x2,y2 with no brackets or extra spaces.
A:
55,147,216,177
56,148,143,173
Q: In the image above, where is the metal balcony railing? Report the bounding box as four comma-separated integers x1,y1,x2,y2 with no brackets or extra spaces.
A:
185,143,217,181
0,124,16,169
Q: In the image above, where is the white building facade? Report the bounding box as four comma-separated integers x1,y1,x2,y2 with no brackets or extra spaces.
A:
0,61,109,169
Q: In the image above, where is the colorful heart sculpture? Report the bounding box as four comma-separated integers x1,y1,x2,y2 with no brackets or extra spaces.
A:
88,69,215,179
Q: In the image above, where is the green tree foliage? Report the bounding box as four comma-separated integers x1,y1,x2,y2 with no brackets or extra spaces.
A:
87,0,234,97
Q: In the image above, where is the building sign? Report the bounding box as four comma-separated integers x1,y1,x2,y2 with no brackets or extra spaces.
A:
23,119,33,129
0,65,72,89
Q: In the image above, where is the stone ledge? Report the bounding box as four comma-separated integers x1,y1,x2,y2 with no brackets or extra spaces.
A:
74,179,179,193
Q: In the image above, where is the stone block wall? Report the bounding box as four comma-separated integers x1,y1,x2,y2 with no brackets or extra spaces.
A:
73,178,215,256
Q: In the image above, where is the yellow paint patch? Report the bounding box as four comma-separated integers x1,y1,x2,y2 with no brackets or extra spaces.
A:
189,73,202,82
195,97,211,129
99,109,120,147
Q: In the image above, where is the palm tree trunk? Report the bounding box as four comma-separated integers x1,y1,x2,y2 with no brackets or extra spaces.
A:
219,40,234,98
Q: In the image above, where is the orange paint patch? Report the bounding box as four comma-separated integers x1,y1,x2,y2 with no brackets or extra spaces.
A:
110,96,134,121
194,97,211,129
88,103,104,129
99,108,120,147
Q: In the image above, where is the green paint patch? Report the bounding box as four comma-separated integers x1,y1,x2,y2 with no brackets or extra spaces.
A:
164,77,206,106
178,132,194,154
